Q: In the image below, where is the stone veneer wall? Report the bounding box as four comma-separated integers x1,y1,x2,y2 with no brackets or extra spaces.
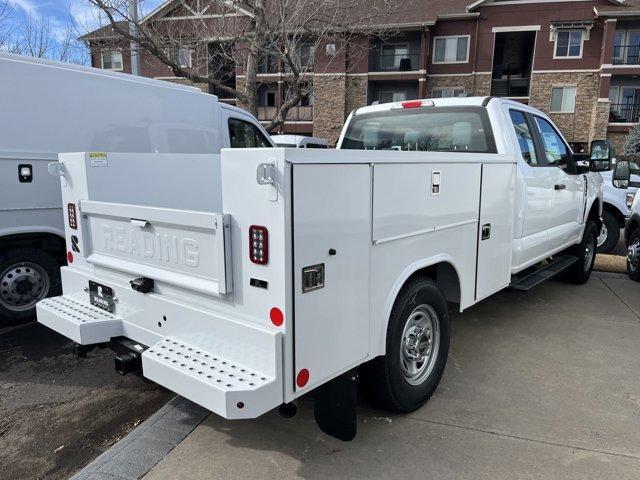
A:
589,99,611,143
528,72,600,144
344,75,368,116
607,130,630,154
313,74,348,146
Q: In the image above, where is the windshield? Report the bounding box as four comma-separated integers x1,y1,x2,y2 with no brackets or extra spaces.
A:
341,107,496,153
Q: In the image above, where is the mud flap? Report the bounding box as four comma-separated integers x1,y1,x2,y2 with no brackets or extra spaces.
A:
313,369,358,441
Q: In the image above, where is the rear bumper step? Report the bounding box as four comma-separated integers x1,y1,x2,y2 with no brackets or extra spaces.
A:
37,294,283,419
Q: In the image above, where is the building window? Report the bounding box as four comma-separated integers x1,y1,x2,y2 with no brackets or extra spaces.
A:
380,44,409,69
379,91,407,103
433,36,469,64
167,47,192,68
432,88,465,98
554,30,583,58
549,86,576,113
101,50,123,70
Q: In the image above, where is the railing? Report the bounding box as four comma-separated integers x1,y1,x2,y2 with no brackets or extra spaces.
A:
369,53,421,72
610,103,640,123
257,106,313,122
612,45,640,65
490,78,530,97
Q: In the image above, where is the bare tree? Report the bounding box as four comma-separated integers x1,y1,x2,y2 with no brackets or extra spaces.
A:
0,1,87,63
85,0,398,131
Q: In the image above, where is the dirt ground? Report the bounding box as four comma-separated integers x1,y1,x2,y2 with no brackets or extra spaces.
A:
0,321,173,480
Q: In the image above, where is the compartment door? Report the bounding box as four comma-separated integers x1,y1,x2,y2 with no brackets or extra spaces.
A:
293,164,371,391
475,163,516,301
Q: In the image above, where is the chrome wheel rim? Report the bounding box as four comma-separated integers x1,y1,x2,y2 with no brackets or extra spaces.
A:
628,239,640,272
584,232,596,273
400,304,440,386
597,224,608,248
0,262,50,312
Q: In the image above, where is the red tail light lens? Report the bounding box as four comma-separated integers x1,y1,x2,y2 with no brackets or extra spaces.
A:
402,100,424,109
249,225,268,265
67,203,77,229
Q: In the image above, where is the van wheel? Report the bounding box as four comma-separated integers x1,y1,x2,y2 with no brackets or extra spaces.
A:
0,248,61,324
627,228,640,282
597,210,620,254
362,276,450,413
562,220,598,285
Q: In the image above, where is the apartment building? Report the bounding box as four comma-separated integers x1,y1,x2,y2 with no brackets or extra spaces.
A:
83,0,640,149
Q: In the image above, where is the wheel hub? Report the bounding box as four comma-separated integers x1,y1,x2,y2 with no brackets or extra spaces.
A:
584,234,595,272
628,240,640,271
0,263,49,312
597,224,608,248
400,305,440,386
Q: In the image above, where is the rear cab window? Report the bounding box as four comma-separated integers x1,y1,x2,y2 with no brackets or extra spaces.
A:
341,106,496,153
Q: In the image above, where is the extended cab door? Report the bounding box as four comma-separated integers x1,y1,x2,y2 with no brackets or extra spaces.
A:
530,115,584,250
507,108,554,266
220,111,273,149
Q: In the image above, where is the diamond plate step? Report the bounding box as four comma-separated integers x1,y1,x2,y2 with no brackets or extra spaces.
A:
142,337,282,419
37,295,123,344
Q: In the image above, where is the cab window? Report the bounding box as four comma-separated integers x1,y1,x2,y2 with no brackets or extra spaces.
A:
228,118,272,148
533,116,570,168
508,110,538,166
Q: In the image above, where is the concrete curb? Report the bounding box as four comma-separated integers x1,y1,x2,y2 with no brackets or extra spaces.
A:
70,396,209,480
595,254,627,274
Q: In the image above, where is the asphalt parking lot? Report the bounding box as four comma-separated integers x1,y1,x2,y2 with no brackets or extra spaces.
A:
0,322,172,480
143,272,640,480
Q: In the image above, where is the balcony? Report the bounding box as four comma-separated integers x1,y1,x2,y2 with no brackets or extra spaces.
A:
610,103,640,123
613,45,640,65
369,53,420,72
257,106,313,122
490,78,530,97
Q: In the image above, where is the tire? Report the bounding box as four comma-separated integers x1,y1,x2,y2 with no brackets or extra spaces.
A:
361,276,450,413
561,220,598,285
0,248,61,324
626,227,640,282
597,210,620,254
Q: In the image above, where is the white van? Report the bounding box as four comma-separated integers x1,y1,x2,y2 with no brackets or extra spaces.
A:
0,53,273,323
271,135,328,149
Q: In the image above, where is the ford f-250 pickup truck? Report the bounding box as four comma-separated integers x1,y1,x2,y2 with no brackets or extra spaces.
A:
36,97,609,441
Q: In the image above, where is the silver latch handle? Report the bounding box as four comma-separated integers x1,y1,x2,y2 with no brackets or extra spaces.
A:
130,218,150,228
48,162,66,177
256,162,277,185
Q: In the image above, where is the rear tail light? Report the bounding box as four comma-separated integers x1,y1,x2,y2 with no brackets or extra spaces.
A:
67,203,77,229
395,99,435,110
249,225,268,265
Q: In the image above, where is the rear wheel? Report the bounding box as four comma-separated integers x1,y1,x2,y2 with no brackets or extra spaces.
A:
562,220,598,285
597,210,620,254
0,248,61,324
627,228,640,282
362,276,450,413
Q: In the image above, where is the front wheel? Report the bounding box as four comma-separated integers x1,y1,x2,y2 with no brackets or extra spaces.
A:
597,210,620,254
361,276,450,413
562,220,598,285
627,228,640,282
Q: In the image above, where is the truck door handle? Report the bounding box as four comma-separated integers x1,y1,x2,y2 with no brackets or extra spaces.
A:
554,184,566,190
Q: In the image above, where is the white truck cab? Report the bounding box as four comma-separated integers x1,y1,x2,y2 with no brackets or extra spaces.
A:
0,53,272,323
37,97,607,441
612,158,640,280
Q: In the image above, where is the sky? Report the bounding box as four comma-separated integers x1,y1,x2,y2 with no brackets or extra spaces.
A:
2,0,165,60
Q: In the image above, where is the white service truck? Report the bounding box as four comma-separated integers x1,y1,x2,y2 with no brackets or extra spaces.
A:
0,53,273,323
37,97,609,441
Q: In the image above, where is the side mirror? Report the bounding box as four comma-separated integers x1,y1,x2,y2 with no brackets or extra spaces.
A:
589,139,612,172
613,159,631,189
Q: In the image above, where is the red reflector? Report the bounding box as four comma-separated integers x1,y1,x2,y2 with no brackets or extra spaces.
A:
296,369,310,388
270,307,284,326
67,203,77,230
249,225,269,265
67,251,74,264
402,100,424,109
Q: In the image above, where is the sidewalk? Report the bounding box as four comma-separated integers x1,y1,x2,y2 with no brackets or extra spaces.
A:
96,272,640,479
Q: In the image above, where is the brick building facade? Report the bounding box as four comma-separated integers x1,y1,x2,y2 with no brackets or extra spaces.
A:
84,0,640,149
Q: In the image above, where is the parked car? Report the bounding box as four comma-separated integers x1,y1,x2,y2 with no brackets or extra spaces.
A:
37,97,608,441
0,53,272,323
271,135,328,149
595,141,639,253
612,158,640,280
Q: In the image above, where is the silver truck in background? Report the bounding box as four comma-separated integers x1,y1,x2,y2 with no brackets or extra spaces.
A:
0,53,273,323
